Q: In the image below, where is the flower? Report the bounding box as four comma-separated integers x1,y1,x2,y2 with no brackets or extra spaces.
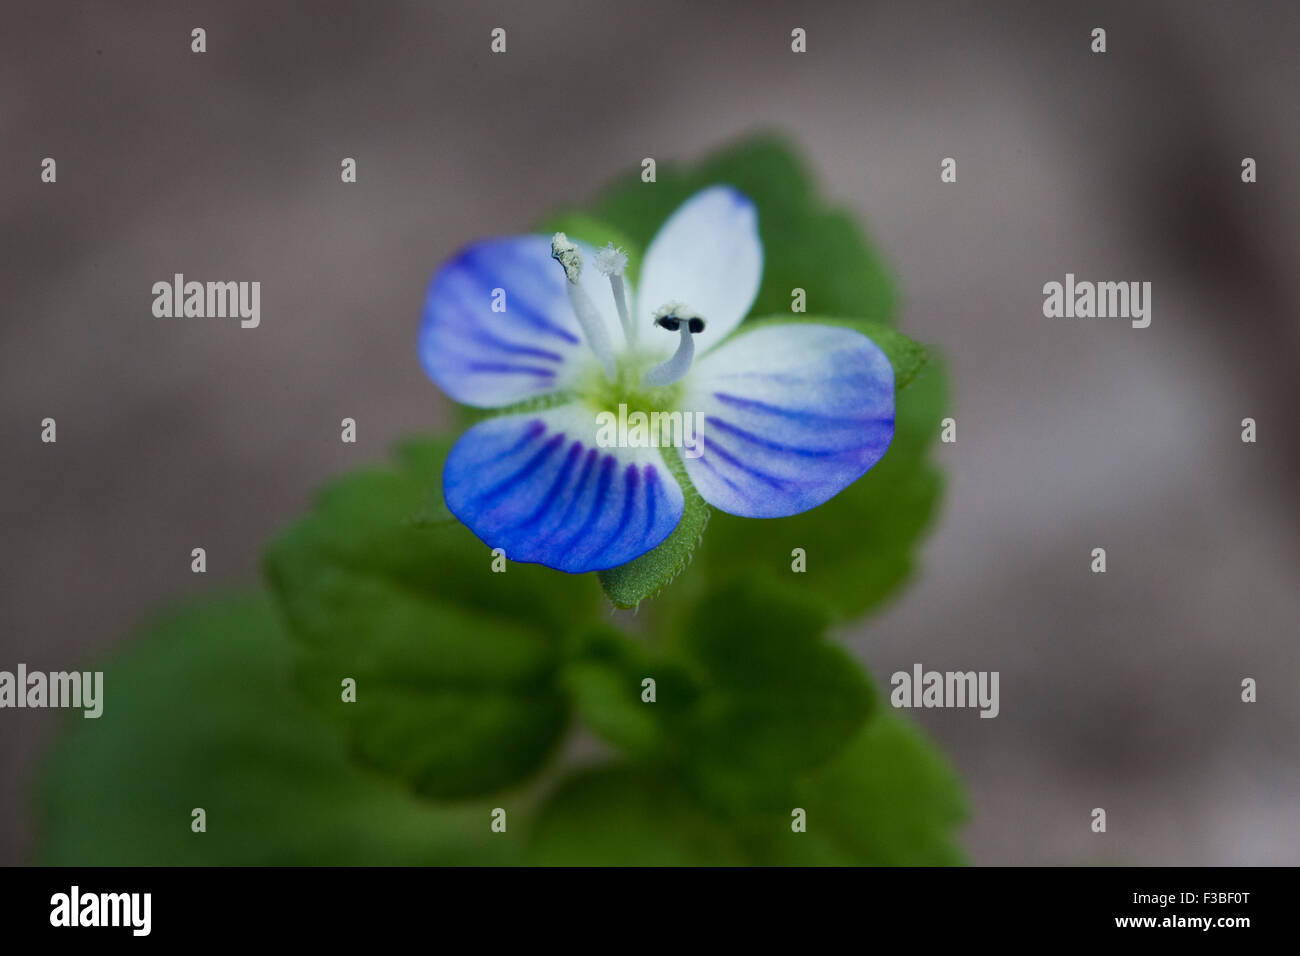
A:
420,186,895,573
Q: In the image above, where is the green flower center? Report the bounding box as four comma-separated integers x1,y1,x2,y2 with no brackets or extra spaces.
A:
578,350,685,417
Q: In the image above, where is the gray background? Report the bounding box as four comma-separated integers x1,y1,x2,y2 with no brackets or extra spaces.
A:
2,0,1297,865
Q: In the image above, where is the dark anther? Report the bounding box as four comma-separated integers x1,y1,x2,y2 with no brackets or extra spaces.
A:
655,315,682,332
687,316,706,334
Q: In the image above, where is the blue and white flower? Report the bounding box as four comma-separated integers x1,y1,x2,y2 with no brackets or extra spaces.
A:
420,186,895,573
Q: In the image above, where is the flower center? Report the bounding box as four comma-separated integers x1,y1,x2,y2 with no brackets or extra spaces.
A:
551,233,705,398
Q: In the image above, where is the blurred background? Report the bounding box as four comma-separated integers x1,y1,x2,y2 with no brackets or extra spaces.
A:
2,0,1298,865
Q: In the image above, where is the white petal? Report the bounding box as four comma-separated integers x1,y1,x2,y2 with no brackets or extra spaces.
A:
638,186,763,356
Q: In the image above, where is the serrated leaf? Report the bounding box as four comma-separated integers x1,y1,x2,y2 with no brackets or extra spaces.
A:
566,581,874,806
264,437,601,799
744,713,968,866
561,626,692,759
527,712,965,866
526,766,749,866
37,594,516,865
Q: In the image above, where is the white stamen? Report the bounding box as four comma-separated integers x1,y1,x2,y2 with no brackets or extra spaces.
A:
594,244,634,347
551,233,616,381
641,303,704,388
610,274,633,346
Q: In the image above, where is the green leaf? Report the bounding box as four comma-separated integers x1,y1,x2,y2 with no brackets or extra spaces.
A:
264,437,602,799
36,594,517,865
566,581,875,806
670,582,876,803
526,714,965,866
561,626,692,760
590,134,899,325
744,713,968,866
693,353,948,620
526,766,749,866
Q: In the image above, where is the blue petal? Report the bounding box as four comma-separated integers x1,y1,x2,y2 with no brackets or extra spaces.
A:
679,324,895,517
443,405,685,573
420,236,623,409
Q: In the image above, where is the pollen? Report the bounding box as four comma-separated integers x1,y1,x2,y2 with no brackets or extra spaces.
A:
550,232,582,283
652,301,688,321
593,242,628,278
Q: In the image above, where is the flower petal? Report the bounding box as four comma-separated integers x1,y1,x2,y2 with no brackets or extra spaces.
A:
443,404,685,573
638,186,762,355
679,324,894,518
420,236,627,408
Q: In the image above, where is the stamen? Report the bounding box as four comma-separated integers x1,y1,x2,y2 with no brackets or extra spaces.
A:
642,304,705,388
551,233,616,381
594,243,634,346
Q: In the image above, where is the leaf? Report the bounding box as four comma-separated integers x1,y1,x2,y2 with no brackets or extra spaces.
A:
526,766,749,866
561,625,693,760
263,437,602,799
566,581,875,806
36,594,517,865
555,575,963,866
590,134,899,326
744,713,968,866
693,352,948,620
526,714,965,867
